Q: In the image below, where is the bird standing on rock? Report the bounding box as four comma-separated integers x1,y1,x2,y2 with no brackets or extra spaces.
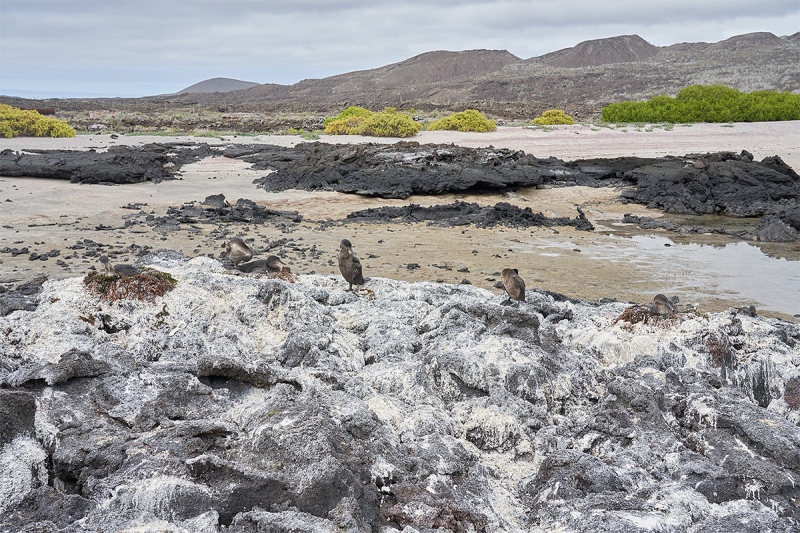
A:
99,255,140,277
500,268,526,303
225,237,253,266
338,239,364,292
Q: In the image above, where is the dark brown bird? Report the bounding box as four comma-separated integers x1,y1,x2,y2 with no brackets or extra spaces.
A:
650,294,677,315
225,237,253,266
500,268,526,302
337,239,364,291
236,255,288,274
99,255,140,277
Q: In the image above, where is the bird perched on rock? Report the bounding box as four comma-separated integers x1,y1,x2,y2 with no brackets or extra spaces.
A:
500,268,526,303
650,294,677,315
225,237,253,266
236,255,288,274
99,255,140,277
338,239,364,292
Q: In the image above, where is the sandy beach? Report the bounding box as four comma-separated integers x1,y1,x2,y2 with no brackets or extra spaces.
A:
1,121,799,318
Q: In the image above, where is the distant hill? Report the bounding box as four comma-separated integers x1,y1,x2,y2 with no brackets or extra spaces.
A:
169,32,799,118
177,77,259,94
534,35,659,67
2,32,798,121
238,49,520,104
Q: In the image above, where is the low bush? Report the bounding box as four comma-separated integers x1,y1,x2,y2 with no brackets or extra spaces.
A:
0,104,76,138
323,106,421,137
285,127,321,140
356,107,421,137
601,84,800,123
323,106,372,134
426,109,497,132
323,106,372,127
532,109,575,125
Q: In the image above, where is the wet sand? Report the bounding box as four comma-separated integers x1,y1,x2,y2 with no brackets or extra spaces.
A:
1,122,799,319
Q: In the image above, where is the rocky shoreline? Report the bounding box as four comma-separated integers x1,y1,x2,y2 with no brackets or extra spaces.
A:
2,141,798,242
0,251,798,531
1,128,799,530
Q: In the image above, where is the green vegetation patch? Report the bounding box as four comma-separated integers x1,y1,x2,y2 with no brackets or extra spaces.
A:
285,127,321,140
601,84,800,123
84,268,177,302
532,109,575,126
0,104,76,138
426,109,497,132
323,106,421,137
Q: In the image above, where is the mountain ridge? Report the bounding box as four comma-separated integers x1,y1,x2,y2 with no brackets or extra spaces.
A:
2,31,798,121
532,34,660,68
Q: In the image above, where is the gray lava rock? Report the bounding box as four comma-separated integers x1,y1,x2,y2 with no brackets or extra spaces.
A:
346,201,594,231
0,274,47,317
0,391,36,446
755,209,800,242
0,143,216,184
620,151,800,217
252,141,586,198
0,252,798,531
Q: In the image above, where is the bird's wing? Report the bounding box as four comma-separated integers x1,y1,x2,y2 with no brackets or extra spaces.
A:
352,256,364,283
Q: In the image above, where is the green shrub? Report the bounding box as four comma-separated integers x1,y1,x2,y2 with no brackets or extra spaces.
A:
0,104,76,138
323,106,373,134
601,85,800,123
285,127,321,140
323,116,363,135
355,108,421,137
324,106,421,137
323,106,372,124
532,109,575,125
426,109,497,132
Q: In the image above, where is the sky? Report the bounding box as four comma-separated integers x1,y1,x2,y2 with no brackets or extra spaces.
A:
1,0,798,99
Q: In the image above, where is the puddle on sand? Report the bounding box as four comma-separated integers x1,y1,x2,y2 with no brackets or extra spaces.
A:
624,234,799,316
665,213,763,231
515,231,799,317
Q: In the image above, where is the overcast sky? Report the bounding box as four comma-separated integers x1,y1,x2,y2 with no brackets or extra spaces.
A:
1,0,798,99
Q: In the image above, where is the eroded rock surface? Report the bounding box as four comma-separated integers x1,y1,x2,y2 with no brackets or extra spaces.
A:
121,195,303,234
346,201,594,231
0,275,48,317
1,252,798,532
252,141,587,198
0,143,218,184
619,151,800,217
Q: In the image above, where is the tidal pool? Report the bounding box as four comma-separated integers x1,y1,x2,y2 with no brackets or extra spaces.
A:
619,234,799,316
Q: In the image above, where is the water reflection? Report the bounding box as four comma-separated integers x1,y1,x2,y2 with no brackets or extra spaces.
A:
627,234,800,316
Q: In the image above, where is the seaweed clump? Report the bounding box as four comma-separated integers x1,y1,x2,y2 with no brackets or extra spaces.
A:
83,268,177,302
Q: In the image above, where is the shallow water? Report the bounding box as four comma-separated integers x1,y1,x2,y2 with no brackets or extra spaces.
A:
666,213,763,230
598,234,800,316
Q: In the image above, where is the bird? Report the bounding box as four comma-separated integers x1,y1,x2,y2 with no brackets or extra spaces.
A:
500,268,526,303
98,255,140,277
650,294,677,315
225,237,253,266
337,239,364,292
236,255,288,274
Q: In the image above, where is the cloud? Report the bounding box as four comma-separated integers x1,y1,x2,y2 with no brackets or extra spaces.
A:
1,0,798,97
